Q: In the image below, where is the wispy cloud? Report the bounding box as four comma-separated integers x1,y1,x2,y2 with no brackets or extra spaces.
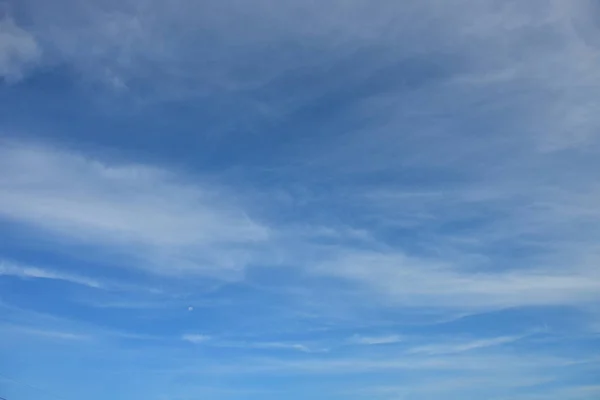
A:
181,334,211,344
0,259,103,288
241,342,313,353
2,2,600,398
0,142,269,278
348,334,403,345
181,334,318,353
193,350,589,376
348,375,557,400
407,336,522,355
3,139,600,314
315,250,600,309
1,325,91,341
495,384,600,400
0,8,41,83
13,0,597,130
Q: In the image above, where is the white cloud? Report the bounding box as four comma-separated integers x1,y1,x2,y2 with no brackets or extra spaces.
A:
244,342,312,352
181,335,316,352
182,334,211,344
200,350,585,376
14,0,597,122
496,384,600,400
0,259,103,288
315,250,600,309
0,142,269,278
350,376,554,400
1,325,91,341
348,334,403,345
0,13,41,83
407,336,522,355
3,0,600,323
2,138,599,312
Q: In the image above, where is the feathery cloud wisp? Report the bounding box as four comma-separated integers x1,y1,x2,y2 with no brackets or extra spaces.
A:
181,334,211,344
0,12,41,82
348,334,403,345
0,142,269,278
0,260,103,288
407,336,522,355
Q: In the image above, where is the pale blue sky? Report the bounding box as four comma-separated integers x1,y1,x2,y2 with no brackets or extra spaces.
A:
1,1,600,399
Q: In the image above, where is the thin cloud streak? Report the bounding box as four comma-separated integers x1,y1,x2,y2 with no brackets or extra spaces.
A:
407,336,522,355
181,334,211,344
173,350,592,376
181,334,319,353
348,334,403,345
0,10,41,82
1,325,91,341
0,260,104,288
0,142,269,278
316,250,600,309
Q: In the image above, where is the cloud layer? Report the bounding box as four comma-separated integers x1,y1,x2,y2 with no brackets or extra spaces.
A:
0,10,41,82
0,142,269,278
2,1,600,400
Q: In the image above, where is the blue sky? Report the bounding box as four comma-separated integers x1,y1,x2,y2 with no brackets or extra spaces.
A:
1,0,600,399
